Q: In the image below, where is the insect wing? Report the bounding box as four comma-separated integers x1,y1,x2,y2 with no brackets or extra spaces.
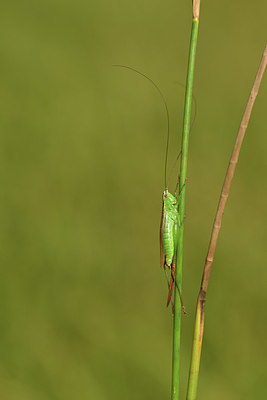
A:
160,200,166,268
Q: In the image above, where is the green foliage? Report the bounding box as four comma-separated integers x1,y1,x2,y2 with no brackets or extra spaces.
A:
0,1,266,399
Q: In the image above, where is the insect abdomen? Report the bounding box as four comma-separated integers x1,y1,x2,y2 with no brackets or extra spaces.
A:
162,215,175,267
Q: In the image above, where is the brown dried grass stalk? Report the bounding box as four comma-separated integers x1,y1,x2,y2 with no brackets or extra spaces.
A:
186,44,267,400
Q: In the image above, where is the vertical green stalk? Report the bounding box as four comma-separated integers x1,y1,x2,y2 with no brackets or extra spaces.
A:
171,12,199,400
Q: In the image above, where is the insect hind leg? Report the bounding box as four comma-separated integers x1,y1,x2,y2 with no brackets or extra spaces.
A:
166,263,175,308
163,266,175,313
166,259,188,315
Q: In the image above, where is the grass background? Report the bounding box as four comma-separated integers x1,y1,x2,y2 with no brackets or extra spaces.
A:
0,1,266,399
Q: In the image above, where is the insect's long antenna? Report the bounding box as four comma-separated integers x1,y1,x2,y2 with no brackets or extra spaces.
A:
113,65,170,189
168,151,181,190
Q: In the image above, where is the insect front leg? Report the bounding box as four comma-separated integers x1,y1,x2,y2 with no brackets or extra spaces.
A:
175,177,188,206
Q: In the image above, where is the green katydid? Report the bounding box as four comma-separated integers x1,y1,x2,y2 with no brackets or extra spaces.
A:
160,184,187,314
159,105,186,313
114,65,188,313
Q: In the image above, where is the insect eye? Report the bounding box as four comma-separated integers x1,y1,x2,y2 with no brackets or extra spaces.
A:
164,194,168,198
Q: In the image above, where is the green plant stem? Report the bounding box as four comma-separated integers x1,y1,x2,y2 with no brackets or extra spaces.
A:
171,15,199,400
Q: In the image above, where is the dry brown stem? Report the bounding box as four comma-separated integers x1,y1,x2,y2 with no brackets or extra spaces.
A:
187,44,267,400
201,44,267,296
193,0,200,20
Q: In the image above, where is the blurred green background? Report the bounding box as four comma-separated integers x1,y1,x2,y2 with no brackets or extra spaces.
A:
0,1,266,399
